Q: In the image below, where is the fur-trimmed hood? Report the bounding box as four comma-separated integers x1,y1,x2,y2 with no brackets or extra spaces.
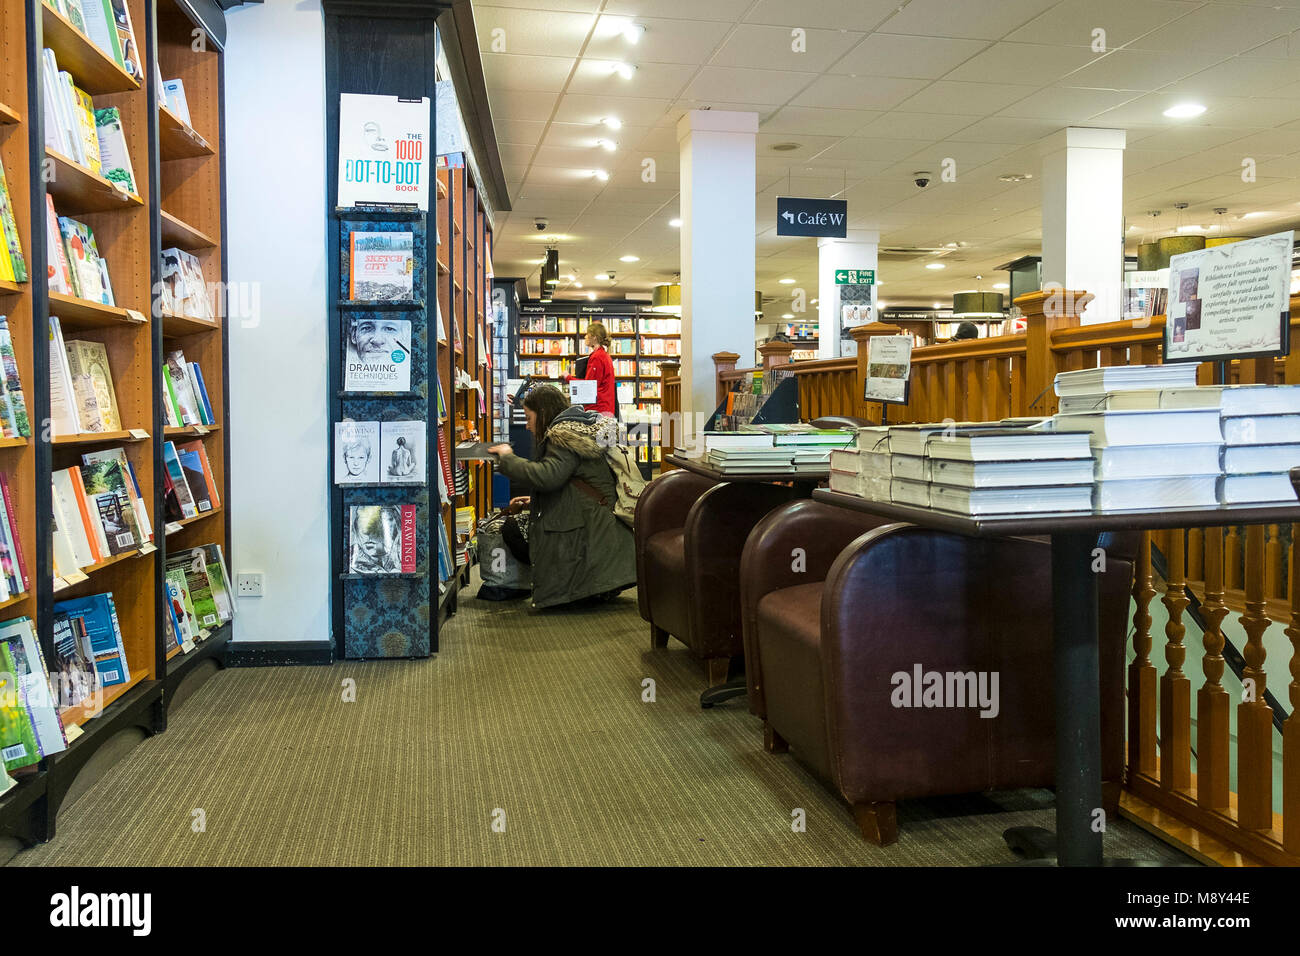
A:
544,407,617,460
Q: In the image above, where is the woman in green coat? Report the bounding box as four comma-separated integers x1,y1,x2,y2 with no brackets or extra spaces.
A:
489,385,636,609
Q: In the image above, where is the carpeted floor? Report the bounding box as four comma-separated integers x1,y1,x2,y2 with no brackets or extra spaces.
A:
11,579,1193,866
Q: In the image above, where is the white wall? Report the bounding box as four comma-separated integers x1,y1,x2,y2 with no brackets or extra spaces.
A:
224,2,329,643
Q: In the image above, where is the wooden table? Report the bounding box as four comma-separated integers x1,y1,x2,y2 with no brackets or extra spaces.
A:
813,489,1300,867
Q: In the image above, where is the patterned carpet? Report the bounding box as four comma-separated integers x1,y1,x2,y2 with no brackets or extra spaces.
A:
11,579,1193,866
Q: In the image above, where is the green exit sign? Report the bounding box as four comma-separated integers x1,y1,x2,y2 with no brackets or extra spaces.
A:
835,269,875,285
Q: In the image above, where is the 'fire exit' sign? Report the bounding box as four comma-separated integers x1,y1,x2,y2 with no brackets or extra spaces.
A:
835,269,874,285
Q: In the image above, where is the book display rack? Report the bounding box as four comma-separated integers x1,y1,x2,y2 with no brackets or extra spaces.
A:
0,0,233,845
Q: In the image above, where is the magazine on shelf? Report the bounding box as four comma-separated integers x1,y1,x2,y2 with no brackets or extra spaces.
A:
347,505,417,574
335,420,382,484
348,231,414,301
344,317,411,391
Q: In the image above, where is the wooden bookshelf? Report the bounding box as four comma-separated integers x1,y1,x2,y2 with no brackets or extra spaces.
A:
0,0,234,845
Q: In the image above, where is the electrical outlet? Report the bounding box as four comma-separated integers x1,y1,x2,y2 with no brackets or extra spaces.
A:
236,573,264,597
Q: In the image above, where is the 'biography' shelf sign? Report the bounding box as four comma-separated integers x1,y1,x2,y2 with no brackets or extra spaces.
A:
338,93,430,210
1164,230,1293,363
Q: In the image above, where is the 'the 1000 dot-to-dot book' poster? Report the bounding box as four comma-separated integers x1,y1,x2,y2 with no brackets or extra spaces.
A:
338,93,429,210
1164,230,1293,363
863,335,913,405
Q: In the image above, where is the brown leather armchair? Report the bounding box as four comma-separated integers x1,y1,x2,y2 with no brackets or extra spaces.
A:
636,469,797,685
741,500,1135,846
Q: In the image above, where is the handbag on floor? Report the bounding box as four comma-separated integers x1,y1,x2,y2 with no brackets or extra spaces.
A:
475,512,531,601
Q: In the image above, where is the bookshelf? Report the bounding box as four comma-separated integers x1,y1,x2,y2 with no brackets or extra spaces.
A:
512,303,680,473
0,0,234,845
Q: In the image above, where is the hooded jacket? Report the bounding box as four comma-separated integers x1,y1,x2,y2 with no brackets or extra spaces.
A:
495,407,637,608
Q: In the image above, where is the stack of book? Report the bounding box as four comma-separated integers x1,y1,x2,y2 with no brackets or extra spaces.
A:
45,202,116,305
51,447,152,576
0,474,28,603
162,439,222,521
0,158,27,283
41,47,138,191
1217,386,1300,503
162,349,216,428
52,592,130,690
692,425,855,475
0,617,67,773
164,544,234,652
160,247,212,320
0,317,31,439
48,319,121,434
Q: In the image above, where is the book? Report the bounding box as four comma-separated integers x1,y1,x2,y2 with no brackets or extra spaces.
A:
51,489,84,581
1,618,67,758
1220,473,1297,505
79,457,141,554
48,317,82,435
177,440,219,509
93,106,137,194
176,446,213,513
82,448,150,541
53,593,129,688
202,544,235,622
348,231,414,301
344,317,411,391
108,0,141,80
189,363,215,423
0,316,31,437
51,610,98,711
64,339,122,431
0,157,27,282
162,441,197,518
159,248,210,319
380,420,425,484
1094,476,1219,511
1223,444,1300,475
1223,415,1300,446
890,477,932,508
348,505,417,574
161,79,191,126
58,217,102,303
0,479,23,596
1159,385,1300,416
1090,443,1223,481
167,549,220,631
164,349,201,424
71,86,101,174
80,0,126,71
0,641,42,771
926,428,1094,462
164,567,198,643
45,197,75,296
929,483,1094,516
1053,363,1199,398
929,457,1096,489
52,466,100,565
1053,409,1223,447
335,420,381,484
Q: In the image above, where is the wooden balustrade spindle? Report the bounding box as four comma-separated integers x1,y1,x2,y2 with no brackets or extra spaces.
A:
1198,527,1233,810
1226,526,1242,591
1238,525,1275,830
1129,531,1158,776
1188,527,1204,582
1160,529,1192,791
1267,524,1283,601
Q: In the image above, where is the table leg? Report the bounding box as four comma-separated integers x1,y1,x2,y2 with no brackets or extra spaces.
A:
1051,530,1104,866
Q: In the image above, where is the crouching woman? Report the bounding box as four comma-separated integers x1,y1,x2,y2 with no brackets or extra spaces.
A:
489,384,636,609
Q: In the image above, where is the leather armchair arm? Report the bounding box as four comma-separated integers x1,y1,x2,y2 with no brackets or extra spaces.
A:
739,500,894,717
635,469,715,622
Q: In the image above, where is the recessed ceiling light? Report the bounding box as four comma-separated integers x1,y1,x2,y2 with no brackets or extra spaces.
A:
592,169,609,181
604,61,636,79
596,139,618,151
992,282,1008,289
619,255,639,262
781,313,794,319
668,218,682,228
574,281,583,288
595,273,610,281
779,277,795,284
925,263,945,270
601,117,622,130
587,291,597,300
932,302,943,309
998,173,1033,183
810,298,818,305
1163,102,1206,118
771,142,801,152
623,23,645,44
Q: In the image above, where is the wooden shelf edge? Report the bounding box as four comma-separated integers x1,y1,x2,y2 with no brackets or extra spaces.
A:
58,671,149,731
0,101,20,125
163,424,221,436
52,429,146,445
41,3,141,96
45,148,145,209
48,291,142,327
160,209,218,249
166,507,223,535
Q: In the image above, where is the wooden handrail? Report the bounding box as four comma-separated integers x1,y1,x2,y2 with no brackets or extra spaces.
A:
911,333,1027,363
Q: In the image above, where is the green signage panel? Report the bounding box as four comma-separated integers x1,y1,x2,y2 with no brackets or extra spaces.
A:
835,269,875,285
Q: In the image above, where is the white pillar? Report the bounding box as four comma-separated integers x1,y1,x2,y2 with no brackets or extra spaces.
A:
678,110,757,423
817,230,879,359
1039,127,1126,326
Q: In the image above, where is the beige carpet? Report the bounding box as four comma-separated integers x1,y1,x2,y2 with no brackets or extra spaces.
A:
12,579,1192,866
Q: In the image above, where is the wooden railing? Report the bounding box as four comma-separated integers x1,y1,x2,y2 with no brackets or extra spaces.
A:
692,289,1300,865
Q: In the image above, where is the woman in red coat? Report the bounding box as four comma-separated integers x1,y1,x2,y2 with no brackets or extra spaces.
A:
577,321,617,417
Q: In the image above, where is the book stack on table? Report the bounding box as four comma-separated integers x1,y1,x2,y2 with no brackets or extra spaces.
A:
1054,366,1300,507
685,425,855,475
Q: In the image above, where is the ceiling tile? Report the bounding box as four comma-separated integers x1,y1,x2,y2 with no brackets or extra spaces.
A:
482,52,576,92
1006,0,1200,47
791,74,931,110
565,59,697,98
708,24,865,72
743,0,903,29
878,0,1062,40
1059,49,1201,91
550,93,675,127
484,87,562,121
997,86,1142,122
944,42,1100,84
896,80,1037,114
583,15,734,65
830,34,989,79
1125,4,1300,55
473,7,596,57
682,65,819,105
854,111,979,140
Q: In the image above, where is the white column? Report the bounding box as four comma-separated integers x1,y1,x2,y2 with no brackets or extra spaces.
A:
678,110,757,423
1039,127,1126,326
817,229,879,359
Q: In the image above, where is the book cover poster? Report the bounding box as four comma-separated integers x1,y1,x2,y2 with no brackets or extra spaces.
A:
337,93,429,210
1164,230,1293,363
348,505,414,574
344,317,411,391
349,231,414,301
380,419,426,484
335,420,381,484
863,335,913,405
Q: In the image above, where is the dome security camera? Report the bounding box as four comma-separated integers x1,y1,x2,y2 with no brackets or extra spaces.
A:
534,217,549,231
913,172,932,188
